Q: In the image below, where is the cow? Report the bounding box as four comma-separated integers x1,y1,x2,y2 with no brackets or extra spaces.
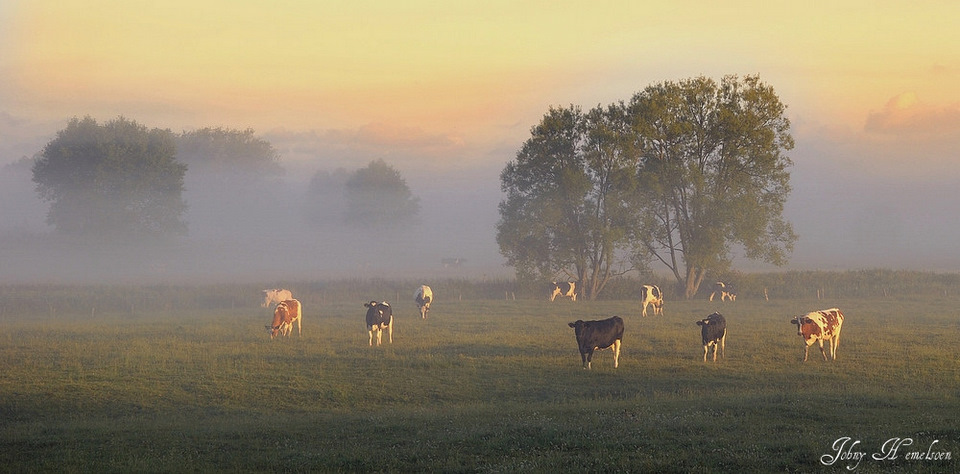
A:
414,285,433,319
790,308,844,362
364,301,394,346
264,299,302,339
262,288,293,308
709,281,737,302
640,284,663,317
568,316,624,369
696,312,726,362
549,281,577,302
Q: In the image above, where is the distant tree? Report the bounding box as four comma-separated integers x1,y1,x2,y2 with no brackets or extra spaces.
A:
628,75,796,298
343,159,419,228
32,116,187,238
496,104,641,299
176,127,282,182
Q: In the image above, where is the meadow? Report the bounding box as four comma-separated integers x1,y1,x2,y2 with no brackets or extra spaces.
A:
1,283,958,472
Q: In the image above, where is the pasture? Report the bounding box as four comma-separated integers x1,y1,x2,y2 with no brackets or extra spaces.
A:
1,286,958,472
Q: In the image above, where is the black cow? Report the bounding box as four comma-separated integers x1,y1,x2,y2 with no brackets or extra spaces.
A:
696,312,726,362
568,316,624,369
364,301,393,346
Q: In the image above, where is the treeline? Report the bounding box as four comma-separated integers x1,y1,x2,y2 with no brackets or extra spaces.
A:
2,270,959,316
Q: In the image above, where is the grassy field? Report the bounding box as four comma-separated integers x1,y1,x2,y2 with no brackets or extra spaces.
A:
1,291,958,472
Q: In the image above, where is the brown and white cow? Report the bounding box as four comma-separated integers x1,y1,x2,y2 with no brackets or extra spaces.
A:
262,288,293,308
696,312,726,362
265,299,302,339
568,316,624,369
709,281,737,302
549,281,577,302
790,308,844,362
640,284,663,317
414,285,433,319
364,301,394,346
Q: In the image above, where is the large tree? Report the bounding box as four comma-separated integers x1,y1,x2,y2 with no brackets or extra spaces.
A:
497,105,640,300
32,116,187,238
629,75,796,298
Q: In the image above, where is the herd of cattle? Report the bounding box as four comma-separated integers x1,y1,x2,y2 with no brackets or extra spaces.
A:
261,280,845,368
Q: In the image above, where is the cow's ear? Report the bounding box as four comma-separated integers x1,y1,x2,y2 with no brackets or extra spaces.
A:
568,322,576,328
789,317,798,324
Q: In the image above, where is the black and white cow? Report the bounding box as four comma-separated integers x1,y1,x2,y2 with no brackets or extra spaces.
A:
709,281,737,302
549,281,577,302
640,284,663,317
364,301,393,346
568,316,624,369
414,285,433,319
696,312,726,362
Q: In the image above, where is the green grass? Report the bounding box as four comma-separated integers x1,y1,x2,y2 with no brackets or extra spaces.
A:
1,295,959,472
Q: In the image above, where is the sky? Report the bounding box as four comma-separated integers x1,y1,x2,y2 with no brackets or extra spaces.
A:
2,0,960,280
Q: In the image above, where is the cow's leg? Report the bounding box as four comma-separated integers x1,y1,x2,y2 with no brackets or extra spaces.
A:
818,340,827,361
802,344,809,362
296,317,302,337
831,334,840,360
570,293,576,302
387,317,393,343
709,292,715,302
642,302,648,318
585,349,594,370
612,339,621,368
719,333,726,360
368,328,374,346
702,344,708,362
579,351,588,369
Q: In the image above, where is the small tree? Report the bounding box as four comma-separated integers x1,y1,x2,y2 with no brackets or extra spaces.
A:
343,159,420,228
497,105,641,299
32,116,186,239
176,127,282,183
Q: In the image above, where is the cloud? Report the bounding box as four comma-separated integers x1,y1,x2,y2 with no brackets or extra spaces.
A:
864,92,960,136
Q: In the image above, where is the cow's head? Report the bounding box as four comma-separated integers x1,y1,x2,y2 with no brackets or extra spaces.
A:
790,315,822,342
568,320,588,338
697,312,723,327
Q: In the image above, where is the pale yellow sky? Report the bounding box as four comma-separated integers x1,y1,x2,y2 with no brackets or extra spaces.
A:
2,0,960,162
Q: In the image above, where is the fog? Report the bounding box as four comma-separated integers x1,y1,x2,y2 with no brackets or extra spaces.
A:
0,153,509,284
3,124,960,285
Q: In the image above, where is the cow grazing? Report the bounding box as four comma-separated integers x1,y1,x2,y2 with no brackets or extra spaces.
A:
696,312,726,362
640,284,663,317
265,299,302,339
364,301,394,346
549,281,577,302
709,281,737,302
414,285,433,319
790,308,844,362
568,316,624,369
262,288,293,308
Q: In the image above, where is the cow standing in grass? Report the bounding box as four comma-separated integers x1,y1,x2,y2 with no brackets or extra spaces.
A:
709,281,736,302
640,284,663,317
365,301,393,346
568,316,624,369
415,285,433,319
265,299,302,339
696,312,726,362
549,281,577,302
790,308,844,362
262,288,293,308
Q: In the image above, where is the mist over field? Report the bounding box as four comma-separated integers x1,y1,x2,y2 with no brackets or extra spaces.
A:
2,122,960,285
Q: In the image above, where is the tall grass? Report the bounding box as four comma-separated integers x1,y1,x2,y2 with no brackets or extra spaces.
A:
1,285,959,472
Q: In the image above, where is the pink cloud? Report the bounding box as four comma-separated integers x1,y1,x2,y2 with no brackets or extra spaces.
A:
865,93,960,136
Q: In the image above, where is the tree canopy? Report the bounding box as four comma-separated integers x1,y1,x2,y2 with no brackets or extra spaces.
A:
176,127,282,182
343,159,420,228
32,116,187,239
498,75,796,299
